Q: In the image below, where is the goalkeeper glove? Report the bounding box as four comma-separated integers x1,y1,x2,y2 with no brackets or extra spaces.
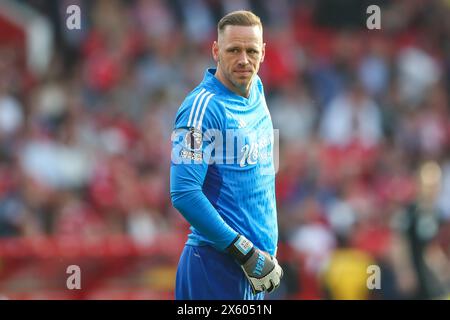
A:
226,234,283,294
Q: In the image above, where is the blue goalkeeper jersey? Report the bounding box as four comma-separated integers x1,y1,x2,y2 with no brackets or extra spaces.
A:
170,68,278,256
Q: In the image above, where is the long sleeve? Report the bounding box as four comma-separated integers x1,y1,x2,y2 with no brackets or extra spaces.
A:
170,89,238,251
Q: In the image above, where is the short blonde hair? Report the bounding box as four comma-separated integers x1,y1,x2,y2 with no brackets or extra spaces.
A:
217,10,263,34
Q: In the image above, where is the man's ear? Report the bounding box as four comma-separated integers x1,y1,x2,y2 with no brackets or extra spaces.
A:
212,41,219,62
260,42,266,63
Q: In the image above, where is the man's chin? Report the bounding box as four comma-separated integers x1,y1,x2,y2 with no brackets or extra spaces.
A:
233,77,252,87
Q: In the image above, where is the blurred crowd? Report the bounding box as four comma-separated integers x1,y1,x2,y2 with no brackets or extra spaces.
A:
1,0,450,299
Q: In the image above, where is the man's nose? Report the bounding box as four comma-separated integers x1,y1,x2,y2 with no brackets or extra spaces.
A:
237,51,249,65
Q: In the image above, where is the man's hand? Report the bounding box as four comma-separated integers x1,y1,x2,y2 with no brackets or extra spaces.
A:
226,235,283,294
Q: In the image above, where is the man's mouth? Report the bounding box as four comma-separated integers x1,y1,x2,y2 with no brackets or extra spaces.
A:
234,70,252,75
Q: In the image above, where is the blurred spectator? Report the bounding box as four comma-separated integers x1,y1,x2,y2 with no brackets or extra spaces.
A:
0,88,24,138
391,161,450,299
321,237,376,300
270,80,316,145
396,46,441,108
178,0,215,45
358,36,391,98
319,80,383,148
288,197,336,275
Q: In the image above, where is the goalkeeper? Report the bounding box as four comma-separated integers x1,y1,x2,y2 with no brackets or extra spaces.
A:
170,10,282,300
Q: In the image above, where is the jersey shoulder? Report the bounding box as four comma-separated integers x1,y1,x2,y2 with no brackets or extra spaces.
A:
174,85,226,132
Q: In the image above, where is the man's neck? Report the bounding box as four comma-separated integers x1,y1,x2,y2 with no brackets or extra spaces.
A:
214,68,251,98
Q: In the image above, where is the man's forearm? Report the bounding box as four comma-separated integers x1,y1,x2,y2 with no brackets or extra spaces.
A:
171,189,238,251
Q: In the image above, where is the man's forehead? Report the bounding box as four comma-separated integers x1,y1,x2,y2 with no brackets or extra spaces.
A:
219,25,263,44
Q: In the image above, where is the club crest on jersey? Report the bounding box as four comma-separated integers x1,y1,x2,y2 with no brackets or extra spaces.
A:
184,127,203,151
